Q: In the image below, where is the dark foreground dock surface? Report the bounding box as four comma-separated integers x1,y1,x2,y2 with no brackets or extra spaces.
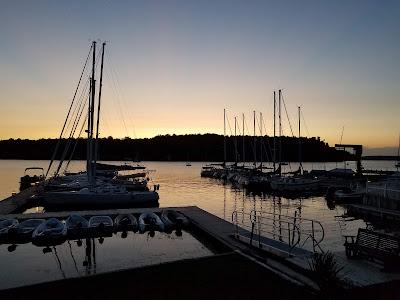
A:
1,250,398,300
0,185,38,214
0,252,315,300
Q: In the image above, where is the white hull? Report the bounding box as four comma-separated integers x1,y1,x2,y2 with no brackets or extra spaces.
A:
270,178,320,192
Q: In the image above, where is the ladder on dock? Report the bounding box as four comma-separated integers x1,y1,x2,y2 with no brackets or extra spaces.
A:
232,210,324,256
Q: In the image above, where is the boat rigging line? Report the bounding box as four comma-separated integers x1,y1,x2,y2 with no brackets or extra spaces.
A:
225,111,240,165
281,92,295,138
64,115,88,173
242,113,257,166
257,112,272,166
53,46,103,177
104,54,137,138
261,113,274,165
45,43,93,178
300,109,311,137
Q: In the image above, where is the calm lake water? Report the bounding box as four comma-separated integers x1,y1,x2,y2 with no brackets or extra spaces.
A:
0,160,398,253
0,230,215,290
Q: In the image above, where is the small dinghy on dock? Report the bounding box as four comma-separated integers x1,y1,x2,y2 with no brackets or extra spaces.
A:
8,219,45,243
326,186,365,203
66,214,89,239
88,216,114,237
138,212,164,233
333,188,365,203
114,214,138,233
0,219,18,242
32,218,67,246
161,210,189,232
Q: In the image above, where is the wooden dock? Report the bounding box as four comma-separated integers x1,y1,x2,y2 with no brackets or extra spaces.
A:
0,185,39,215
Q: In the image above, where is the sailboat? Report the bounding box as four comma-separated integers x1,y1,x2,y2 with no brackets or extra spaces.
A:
396,134,400,169
270,104,320,193
200,109,227,178
44,41,159,207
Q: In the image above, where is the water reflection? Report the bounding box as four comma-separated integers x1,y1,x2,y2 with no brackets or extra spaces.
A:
1,161,387,251
212,176,368,252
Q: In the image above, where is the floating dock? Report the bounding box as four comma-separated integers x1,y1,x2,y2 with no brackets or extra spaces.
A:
0,185,39,214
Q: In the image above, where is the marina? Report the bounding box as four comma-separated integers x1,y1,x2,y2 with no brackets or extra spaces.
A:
1,159,400,298
1,2,400,298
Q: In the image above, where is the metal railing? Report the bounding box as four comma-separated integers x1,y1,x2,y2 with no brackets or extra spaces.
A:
232,210,325,254
366,183,400,201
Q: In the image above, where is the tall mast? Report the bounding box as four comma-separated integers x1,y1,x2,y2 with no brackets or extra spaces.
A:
278,89,282,176
396,133,400,170
242,113,245,166
87,78,92,180
298,106,302,173
253,110,256,168
273,91,276,172
223,108,226,167
89,41,96,184
260,112,263,170
94,42,105,178
234,116,238,166
397,133,400,160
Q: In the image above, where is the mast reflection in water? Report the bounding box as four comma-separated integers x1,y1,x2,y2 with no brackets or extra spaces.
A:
0,230,215,290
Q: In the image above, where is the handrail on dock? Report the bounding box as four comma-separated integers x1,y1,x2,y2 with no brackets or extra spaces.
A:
232,210,325,254
366,183,400,201
232,210,301,254
253,210,325,252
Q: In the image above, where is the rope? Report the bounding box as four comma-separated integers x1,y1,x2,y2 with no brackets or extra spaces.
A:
54,47,103,176
257,114,271,163
281,94,295,137
300,110,310,137
107,54,137,138
262,117,274,163
64,115,88,173
225,111,240,164
104,68,130,137
45,43,93,178
244,115,257,162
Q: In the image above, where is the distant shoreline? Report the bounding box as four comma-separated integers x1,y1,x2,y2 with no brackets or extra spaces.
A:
0,134,354,162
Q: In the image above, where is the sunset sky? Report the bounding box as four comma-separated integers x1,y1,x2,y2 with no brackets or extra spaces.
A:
0,1,399,151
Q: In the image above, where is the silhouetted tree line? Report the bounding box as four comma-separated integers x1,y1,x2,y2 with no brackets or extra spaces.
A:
0,134,353,162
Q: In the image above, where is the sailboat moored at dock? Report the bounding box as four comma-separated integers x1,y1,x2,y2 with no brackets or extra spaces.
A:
42,41,159,208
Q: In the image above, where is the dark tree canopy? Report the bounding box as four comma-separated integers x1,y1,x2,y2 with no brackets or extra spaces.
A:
0,134,353,162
